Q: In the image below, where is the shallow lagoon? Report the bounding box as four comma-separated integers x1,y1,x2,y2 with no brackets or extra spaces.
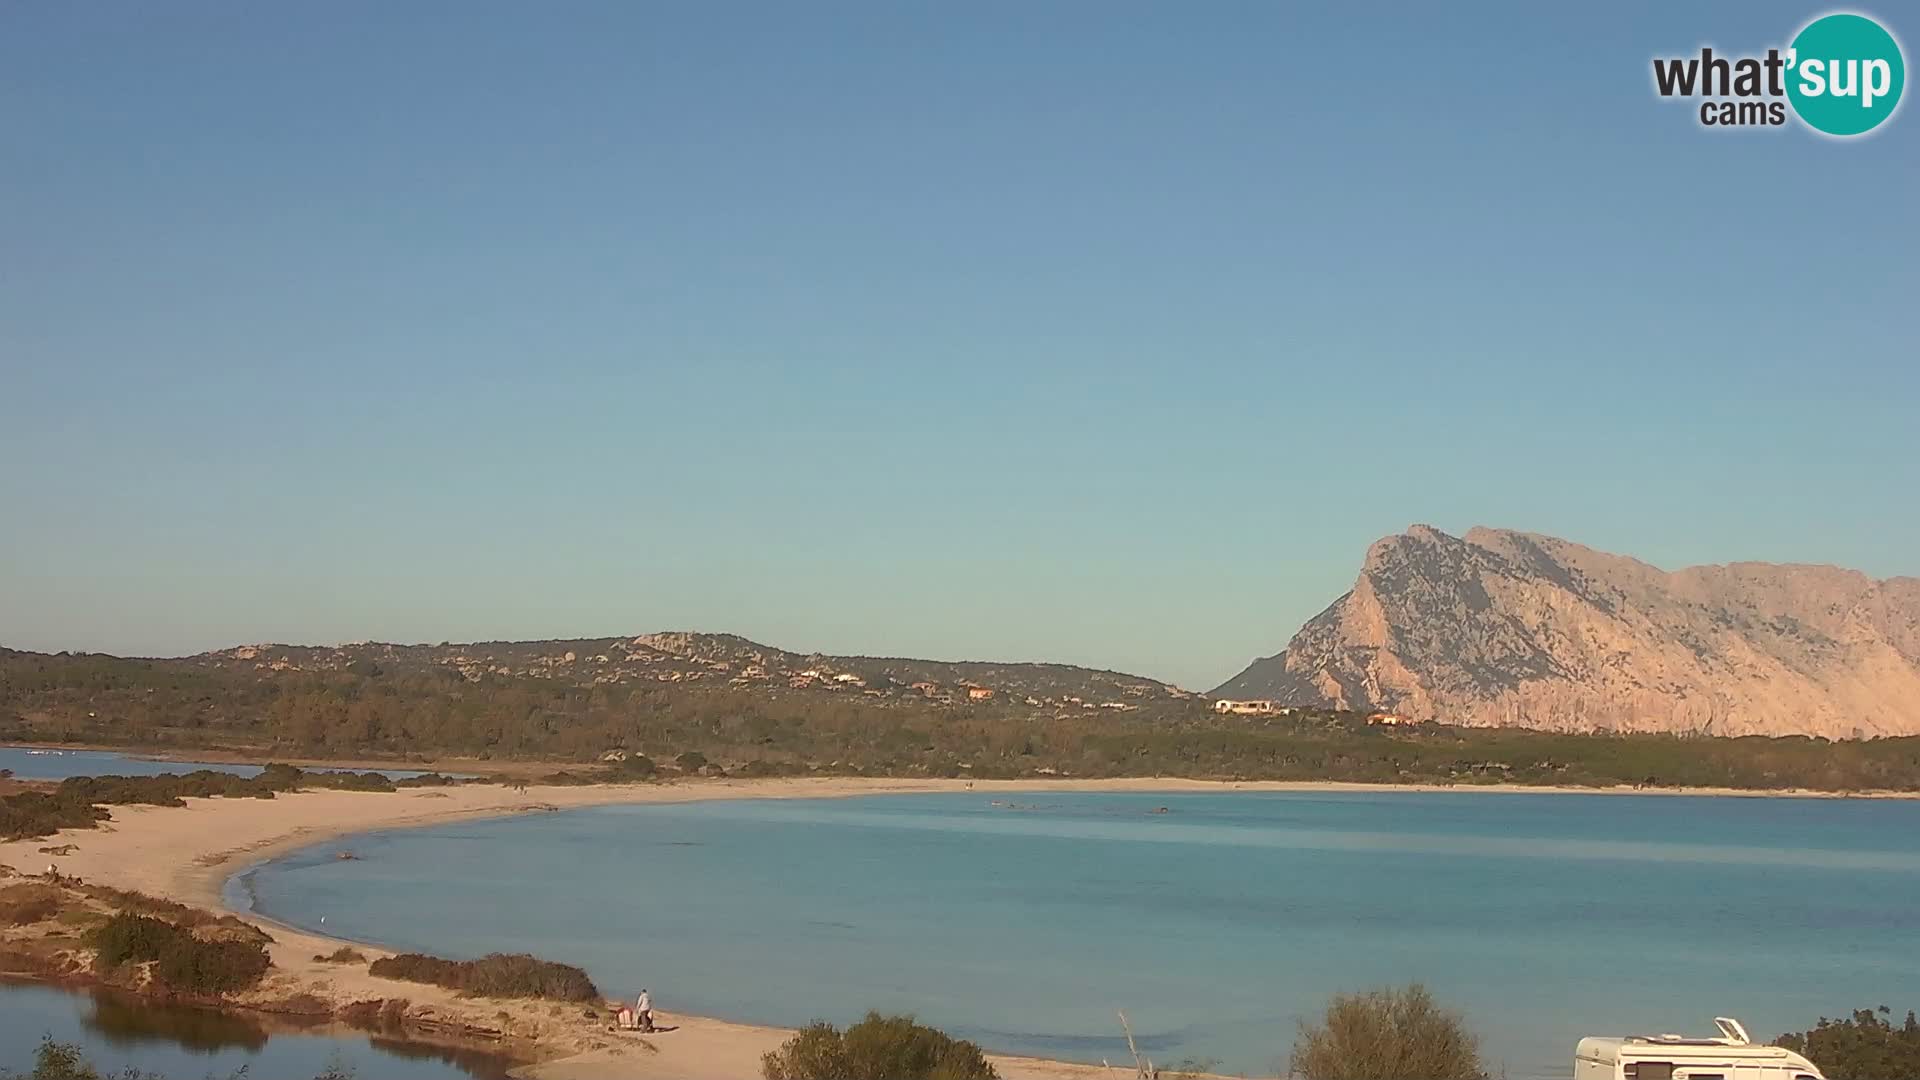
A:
231,790,1920,1078
0,978,513,1078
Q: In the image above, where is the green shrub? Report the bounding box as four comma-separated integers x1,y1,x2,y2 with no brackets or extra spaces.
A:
394,772,461,787
154,935,271,993
1775,1006,1920,1080
369,950,599,1002
675,751,709,771
2,765,418,842
314,946,367,964
1290,984,1487,1080
89,912,182,968
762,1012,999,1080
86,911,271,994
615,754,658,778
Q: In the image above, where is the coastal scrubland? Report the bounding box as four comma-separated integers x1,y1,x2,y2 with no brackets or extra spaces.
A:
762,1012,1000,1080
368,951,599,1002
6,648,1920,793
2,766,465,841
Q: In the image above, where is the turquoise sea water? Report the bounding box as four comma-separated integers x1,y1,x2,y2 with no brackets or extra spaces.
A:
229,791,1920,1079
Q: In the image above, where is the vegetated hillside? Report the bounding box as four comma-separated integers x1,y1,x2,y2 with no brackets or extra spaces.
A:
187,631,1194,707
1216,525,1920,738
5,641,1920,791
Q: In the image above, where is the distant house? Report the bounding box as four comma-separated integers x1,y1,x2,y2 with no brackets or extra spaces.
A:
1215,699,1282,716
1366,712,1419,726
966,687,995,701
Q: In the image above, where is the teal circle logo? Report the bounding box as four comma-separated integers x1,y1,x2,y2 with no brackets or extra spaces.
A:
1787,13,1905,136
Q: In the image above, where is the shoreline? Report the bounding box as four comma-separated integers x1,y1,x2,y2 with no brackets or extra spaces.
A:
4,774,1917,1078
9,741,1920,801
5,777,1224,1080
0,739,541,778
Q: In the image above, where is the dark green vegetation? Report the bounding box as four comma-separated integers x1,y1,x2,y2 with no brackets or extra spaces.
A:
1,765,461,841
1290,984,1488,1080
87,912,271,995
761,1012,999,1080
1,1039,163,1080
6,641,1920,791
1774,1006,1920,1080
366,951,599,1002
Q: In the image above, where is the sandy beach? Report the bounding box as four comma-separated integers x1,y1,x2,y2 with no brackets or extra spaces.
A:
2,776,1227,1079
1,774,1911,1078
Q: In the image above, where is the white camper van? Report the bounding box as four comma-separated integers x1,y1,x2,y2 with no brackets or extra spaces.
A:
1575,1018,1825,1080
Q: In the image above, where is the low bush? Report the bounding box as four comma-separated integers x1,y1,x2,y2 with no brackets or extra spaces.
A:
1775,1006,1920,1080
368,950,599,1002
154,935,272,993
613,754,658,779
314,946,367,964
394,772,462,787
2,765,414,842
537,769,601,786
89,912,180,968
86,911,271,994
73,883,267,939
1290,984,1488,1080
762,1012,999,1080
0,883,63,926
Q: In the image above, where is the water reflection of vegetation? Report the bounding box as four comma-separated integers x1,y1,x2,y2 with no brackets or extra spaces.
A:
80,991,517,1080
81,990,271,1053
368,1037,515,1079
0,982,517,1080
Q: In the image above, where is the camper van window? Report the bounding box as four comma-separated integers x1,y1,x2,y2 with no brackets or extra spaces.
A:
1626,1064,1675,1080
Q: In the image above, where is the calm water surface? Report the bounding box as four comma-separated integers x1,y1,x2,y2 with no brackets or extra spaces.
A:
0,745,461,782
0,979,512,1078
230,791,1920,1079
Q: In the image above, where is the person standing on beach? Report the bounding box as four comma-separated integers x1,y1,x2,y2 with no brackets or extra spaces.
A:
637,988,653,1032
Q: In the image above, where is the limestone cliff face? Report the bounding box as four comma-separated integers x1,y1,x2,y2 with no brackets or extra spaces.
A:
1214,526,1920,737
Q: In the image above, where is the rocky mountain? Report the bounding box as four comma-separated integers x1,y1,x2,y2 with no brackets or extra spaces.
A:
1214,526,1920,737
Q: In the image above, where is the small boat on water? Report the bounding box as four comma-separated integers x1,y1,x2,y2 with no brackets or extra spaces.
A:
23,749,68,756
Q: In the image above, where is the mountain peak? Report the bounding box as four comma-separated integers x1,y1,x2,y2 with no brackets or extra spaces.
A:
1215,528,1920,737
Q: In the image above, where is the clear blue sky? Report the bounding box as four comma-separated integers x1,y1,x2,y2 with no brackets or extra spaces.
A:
2,2,1914,690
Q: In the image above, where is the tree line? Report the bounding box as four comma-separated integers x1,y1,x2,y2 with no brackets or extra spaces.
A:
5,649,1920,791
